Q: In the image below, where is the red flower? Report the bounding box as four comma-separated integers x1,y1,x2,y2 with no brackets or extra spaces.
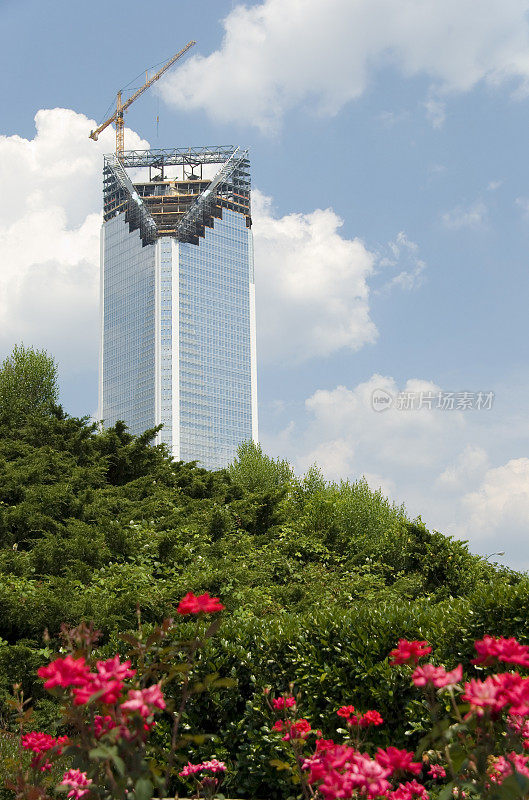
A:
37,655,90,689
272,696,296,710
389,640,432,666
176,592,225,614
272,720,284,731
360,710,384,727
428,765,446,779
73,674,123,706
473,636,529,668
390,779,429,800
376,747,422,776
282,718,312,741
337,704,356,718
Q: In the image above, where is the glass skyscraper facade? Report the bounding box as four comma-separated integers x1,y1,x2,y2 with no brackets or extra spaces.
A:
98,147,258,470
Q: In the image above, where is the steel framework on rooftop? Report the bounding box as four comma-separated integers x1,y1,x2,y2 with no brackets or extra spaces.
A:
103,147,251,246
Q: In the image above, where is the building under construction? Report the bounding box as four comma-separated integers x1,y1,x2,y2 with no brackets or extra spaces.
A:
98,145,258,469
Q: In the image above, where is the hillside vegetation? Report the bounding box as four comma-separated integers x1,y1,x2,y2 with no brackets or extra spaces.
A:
0,346,527,798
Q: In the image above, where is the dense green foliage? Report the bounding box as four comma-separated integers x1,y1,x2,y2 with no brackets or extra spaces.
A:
0,344,58,420
0,345,527,797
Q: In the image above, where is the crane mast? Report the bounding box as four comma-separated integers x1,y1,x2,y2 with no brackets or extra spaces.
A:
89,40,196,158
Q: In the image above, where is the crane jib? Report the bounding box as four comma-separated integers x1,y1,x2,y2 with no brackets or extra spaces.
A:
89,40,196,156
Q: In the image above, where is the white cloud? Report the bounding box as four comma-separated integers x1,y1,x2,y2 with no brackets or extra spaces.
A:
261,374,529,566
461,458,529,539
0,111,384,372
377,231,426,292
159,0,529,131
442,201,487,229
0,108,148,371
437,445,489,489
252,191,377,363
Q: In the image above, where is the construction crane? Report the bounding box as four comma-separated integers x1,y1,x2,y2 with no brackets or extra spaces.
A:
89,40,196,158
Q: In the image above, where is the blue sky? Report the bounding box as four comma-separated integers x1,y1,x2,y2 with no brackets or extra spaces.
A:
2,0,529,567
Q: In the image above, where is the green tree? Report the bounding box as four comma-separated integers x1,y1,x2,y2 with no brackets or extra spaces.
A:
0,344,58,419
228,440,293,492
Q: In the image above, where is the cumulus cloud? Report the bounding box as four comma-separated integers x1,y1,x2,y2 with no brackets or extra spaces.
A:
261,373,529,566
159,0,529,131
0,108,148,371
461,459,529,539
1,111,388,371
252,191,377,363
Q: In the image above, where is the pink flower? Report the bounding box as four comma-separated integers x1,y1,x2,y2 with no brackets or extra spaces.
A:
179,760,226,777
95,656,135,682
473,636,529,668
37,656,90,689
436,664,463,688
428,765,446,779
350,753,392,799
391,779,429,800
376,747,422,776
487,754,529,787
389,640,432,666
272,696,296,710
93,714,117,739
412,663,463,689
462,676,509,715
176,592,225,614
121,684,166,719
60,769,92,799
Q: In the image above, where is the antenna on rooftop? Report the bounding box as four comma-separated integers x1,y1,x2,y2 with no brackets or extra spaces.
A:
89,40,196,159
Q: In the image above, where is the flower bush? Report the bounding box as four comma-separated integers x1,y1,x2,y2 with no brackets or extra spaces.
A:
9,598,529,800
7,593,231,800
267,636,529,800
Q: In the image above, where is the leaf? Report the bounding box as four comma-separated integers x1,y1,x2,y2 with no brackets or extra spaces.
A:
269,759,292,772
133,777,153,800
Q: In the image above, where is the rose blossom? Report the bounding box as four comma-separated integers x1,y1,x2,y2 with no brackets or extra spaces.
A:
412,663,463,689
376,747,422,776
179,759,226,777
389,640,432,666
176,592,224,614
391,779,429,799
473,636,529,668
121,684,166,718
428,765,446,779
272,696,296,710
37,655,90,689
60,769,92,799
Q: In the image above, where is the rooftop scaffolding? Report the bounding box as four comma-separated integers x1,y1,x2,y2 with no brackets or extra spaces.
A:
103,147,251,245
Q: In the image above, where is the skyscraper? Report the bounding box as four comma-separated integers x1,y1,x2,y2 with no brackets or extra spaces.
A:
98,146,258,469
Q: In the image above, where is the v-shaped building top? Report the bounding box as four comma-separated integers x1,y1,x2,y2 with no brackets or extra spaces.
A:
98,147,258,469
